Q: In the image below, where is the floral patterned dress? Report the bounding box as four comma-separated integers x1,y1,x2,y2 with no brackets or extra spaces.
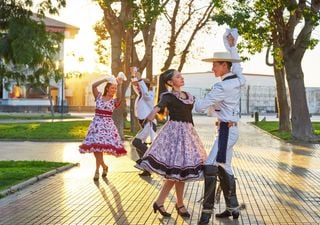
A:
138,91,207,181
79,92,127,157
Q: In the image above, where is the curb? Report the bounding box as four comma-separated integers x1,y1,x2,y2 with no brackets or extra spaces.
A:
0,163,80,198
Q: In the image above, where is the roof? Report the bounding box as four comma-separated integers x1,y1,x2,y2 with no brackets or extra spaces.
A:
31,14,79,37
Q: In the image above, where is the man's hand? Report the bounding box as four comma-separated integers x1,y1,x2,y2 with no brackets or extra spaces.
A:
130,66,138,76
227,34,235,47
135,72,142,80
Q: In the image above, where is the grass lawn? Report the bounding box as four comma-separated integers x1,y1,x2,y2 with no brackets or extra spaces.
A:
0,121,134,140
0,114,81,120
0,121,91,140
0,160,69,193
253,121,320,140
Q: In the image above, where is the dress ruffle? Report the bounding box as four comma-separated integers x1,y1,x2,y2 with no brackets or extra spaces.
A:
138,120,207,181
79,143,127,157
139,155,204,181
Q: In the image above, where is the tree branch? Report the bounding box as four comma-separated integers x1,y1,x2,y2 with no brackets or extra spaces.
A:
265,45,274,66
178,2,214,71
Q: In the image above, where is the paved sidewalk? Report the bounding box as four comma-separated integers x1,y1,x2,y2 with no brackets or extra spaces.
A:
0,115,320,225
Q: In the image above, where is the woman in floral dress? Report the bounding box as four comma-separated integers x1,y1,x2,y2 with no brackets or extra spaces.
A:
79,76,127,181
137,69,207,218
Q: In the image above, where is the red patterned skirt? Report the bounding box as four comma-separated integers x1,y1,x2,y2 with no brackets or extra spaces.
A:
79,110,127,157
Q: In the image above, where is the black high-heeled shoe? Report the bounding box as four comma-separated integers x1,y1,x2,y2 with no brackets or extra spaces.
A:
153,202,171,217
175,204,190,218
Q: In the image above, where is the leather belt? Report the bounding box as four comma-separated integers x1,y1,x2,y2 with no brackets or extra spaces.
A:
215,121,237,127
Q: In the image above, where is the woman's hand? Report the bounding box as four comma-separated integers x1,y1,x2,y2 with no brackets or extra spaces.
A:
116,77,123,85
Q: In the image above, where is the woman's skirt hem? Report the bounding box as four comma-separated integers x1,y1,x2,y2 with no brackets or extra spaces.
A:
79,143,127,157
139,156,204,182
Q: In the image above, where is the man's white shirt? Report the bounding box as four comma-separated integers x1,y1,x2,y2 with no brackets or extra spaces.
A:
195,47,246,122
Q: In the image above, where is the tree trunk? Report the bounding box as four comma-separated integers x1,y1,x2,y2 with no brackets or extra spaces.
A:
273,66,290,132
265,46,291,132
47,86,55,117
99,0,163,137
284,55,316,141
161,38,176,72
110,34,125,139
125,24,140,134
142,20,156,81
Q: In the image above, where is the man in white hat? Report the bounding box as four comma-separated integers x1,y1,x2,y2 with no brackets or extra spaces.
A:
195,30,246,224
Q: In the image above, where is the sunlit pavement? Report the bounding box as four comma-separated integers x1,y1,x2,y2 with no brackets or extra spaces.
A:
0,115,319,225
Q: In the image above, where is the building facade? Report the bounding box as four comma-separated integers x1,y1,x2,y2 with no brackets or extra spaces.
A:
0,16,79,112
182,72,320,115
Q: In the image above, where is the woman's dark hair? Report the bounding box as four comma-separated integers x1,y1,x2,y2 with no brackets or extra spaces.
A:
156,69,175,117
157,69,175,103
103,82,113,96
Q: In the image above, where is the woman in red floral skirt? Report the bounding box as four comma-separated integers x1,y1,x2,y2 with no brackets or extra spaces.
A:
79,76,127,181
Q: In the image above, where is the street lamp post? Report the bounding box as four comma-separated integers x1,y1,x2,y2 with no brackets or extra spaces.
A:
61,75,64,119
58,59,64,119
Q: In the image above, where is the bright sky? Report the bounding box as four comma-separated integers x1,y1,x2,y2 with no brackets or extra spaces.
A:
47,0,320,87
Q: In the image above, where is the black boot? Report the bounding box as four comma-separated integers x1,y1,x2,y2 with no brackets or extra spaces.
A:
198,165,218,225
215,210,239,219
139,170,151,177
132,138,148,158
132,138,150,176
215,166,239,219
198,212,211,225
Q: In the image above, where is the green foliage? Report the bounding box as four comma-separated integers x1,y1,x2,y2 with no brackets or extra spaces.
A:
313,122,320,135
93,20,111,65
273,47,284,69
0,0,66,90
308,38,319,50
210,0,320,67
212,0,271,56
94,0,164,65
132,0,164,30
0,160,69,192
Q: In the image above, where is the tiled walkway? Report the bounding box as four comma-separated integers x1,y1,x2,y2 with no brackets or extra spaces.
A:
0,115,319,225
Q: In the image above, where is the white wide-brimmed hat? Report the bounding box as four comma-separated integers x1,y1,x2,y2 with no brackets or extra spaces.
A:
202,51,241,63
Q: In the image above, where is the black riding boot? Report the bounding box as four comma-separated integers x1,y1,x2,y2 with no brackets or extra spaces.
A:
198,165,218,225
215,166,239,219
132,138,151,176
132,138,148,158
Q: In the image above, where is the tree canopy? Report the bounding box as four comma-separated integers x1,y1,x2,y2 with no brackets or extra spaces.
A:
210,0,320,141
0,0,66,89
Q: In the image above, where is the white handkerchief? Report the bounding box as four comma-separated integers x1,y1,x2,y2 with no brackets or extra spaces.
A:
223,28,239,50
106,75,117,84
117,71,127,81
